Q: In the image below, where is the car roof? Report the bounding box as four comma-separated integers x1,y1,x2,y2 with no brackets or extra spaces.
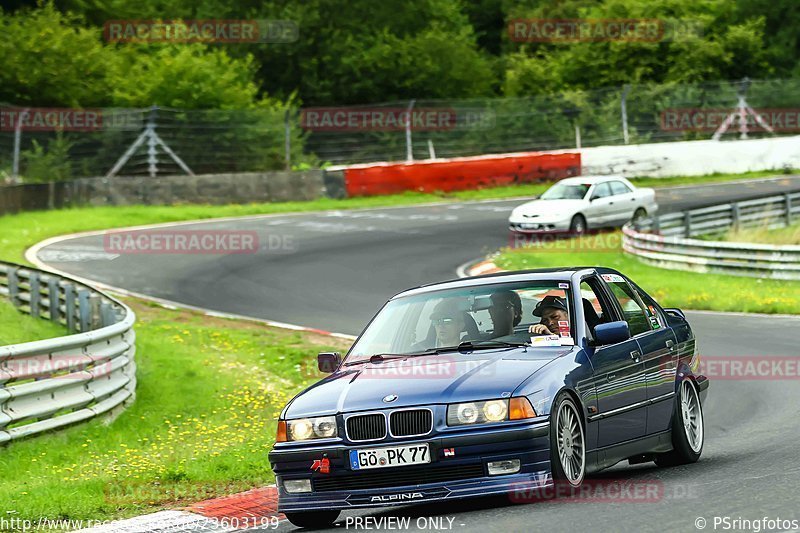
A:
557,175,628,185
392,266,623,299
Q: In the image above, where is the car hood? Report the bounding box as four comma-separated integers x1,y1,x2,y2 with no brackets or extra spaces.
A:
510,199,586,220
284,349,568,418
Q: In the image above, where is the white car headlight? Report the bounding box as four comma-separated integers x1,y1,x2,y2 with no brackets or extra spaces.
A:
286,416,338,441
447,399,509,426
446,398,538,426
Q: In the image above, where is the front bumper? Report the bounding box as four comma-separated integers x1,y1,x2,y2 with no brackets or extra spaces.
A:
508,219,571,233
270,421,552,512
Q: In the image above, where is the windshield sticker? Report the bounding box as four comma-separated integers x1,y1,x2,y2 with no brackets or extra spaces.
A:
557,320,570,337
650,317,661,330
559,336,575,346
601,273,626,283
531,335,562,347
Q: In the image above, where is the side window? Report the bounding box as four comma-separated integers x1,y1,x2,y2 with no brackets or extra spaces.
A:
632,285,666,330
609,181,632,196
591,182,612,199
579,279,614,338
605,280,651,336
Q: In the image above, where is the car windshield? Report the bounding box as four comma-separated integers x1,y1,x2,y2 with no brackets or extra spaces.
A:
345,281,574,363
540,183,591,200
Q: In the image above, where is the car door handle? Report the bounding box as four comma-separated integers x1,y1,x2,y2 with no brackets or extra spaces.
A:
666,340,675,352
630,198,636,201
609,201,614,205
607,373,617,382
630,350,641,361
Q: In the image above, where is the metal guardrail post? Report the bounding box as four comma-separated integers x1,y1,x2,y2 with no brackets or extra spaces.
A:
48,278,60,323
78,289,91,332
786,193,793,225
7,267,19,307
29,272,41,318
652,215,660,234
89,293,101,330
731,202,740,231
65,283,76,331
684,212,692,238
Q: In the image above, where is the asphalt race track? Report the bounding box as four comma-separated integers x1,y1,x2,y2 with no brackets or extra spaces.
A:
35,176,800,532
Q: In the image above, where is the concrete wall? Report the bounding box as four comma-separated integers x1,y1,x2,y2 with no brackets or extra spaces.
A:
0,170,343,215
557,135,800,177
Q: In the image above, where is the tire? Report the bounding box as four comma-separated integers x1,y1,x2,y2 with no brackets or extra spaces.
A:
284,510,340,529
655,380,704,467
569,214,587,235
632,207,647,222
549,394,586,486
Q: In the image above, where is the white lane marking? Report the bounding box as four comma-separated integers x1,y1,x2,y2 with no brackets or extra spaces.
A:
323,210,459,222
37,250,120,262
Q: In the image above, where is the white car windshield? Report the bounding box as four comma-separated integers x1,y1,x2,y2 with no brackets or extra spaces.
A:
540,183,590,200
345,281,574,364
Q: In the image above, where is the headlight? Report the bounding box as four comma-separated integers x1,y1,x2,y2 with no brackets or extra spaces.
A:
282,416,338,442
447,398,537,427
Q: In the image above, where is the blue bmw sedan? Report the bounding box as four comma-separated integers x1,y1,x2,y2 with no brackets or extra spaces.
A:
269,267,709,528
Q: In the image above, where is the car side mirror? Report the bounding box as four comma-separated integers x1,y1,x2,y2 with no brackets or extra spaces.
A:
317,352,342,373
594,321,630,346
664,308,686,321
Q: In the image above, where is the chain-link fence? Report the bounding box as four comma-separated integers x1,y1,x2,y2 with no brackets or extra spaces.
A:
2,78,799,182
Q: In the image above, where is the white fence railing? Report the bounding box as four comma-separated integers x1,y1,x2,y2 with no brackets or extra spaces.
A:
0,261,136,443
623,192,800,280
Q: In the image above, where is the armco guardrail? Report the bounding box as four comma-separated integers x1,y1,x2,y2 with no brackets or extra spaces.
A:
623,192,800,280
0,261,136,443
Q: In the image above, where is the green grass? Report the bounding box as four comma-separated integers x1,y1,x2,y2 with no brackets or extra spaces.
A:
0,298,68,345
496,231,800,314
2,169,795,265
627,168,798,189
0,300,351,525
715,220,800,245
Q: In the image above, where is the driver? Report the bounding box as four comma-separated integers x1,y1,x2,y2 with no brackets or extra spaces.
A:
486,290,523,339
528,296,569,335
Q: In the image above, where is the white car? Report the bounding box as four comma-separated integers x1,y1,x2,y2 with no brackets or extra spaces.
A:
508,175,658,234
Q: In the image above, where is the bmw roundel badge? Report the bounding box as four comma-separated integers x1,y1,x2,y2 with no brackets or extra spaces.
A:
383,394,398,403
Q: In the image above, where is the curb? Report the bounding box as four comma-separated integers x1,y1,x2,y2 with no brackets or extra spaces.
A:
79,486,282,532
456,257,503,278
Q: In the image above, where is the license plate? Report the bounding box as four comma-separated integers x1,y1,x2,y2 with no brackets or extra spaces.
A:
350,444,430,470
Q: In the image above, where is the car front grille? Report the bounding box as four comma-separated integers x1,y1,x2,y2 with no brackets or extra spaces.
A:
390,409,432,437
313,463,485,492
346,413,386,441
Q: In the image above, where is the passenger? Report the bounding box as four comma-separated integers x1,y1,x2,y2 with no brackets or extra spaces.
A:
486,290,523,338
528,295,569,335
